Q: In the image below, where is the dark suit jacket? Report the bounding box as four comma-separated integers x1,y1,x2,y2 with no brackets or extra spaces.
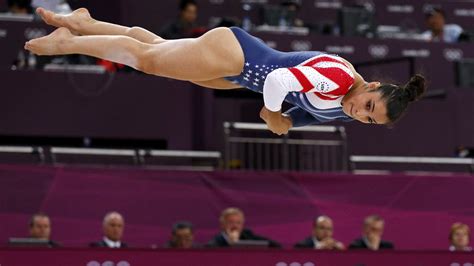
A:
89,240,128,248
47,240,61,248
348,238,394,250
206,229,281,248
163,241,201,248
294,236,314,248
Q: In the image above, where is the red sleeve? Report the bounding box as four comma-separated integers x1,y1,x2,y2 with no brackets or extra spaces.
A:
300,54,355,97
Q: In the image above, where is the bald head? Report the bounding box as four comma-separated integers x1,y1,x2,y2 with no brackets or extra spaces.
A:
316,216,333,225
103,212,123,224
103,212,124,242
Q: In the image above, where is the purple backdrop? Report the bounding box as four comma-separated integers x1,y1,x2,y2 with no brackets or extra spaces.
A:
0,164,473,250
1,249,474,266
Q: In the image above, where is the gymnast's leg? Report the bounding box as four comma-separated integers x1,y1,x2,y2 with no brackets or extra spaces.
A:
25,26,244,81
36,7,165,44
35,7,241,88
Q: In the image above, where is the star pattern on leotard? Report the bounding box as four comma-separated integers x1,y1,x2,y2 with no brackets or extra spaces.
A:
241,62,281,89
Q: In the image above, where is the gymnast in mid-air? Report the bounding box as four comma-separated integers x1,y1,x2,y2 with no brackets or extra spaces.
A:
25,7,426,135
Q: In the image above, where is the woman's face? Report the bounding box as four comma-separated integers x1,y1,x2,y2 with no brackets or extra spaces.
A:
452,228,470,248
342,82,389,125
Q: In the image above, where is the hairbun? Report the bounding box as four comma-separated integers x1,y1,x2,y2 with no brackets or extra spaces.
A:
403,74,426,102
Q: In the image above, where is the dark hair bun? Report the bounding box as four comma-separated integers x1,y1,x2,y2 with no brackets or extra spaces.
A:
404,74,426,102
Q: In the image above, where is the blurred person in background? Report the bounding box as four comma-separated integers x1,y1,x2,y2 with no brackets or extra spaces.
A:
7,0,35,71
159,0,205,39
280,0,305,28
349,215,394,250
90,212,128,248
420,6,463,43
6,0,32,14
456,146,474,158
294,215,344,250
207,207,281,248
164,221,199,248
31,0,70,14
449,223,472,252
29,213,61,247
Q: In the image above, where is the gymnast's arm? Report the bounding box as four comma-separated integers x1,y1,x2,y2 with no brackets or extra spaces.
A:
283,107,321,127
260,102,323,133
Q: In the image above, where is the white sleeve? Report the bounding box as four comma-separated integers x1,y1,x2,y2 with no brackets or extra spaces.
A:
452,24,463,39
263,68,304,112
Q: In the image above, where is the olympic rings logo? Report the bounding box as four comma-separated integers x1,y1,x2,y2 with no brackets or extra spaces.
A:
275,262,315,266
450,263,473,266
443,48,463,62
291,40,312,51
368,45,389,58
86,261,130,266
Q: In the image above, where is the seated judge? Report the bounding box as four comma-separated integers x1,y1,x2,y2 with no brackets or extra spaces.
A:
207,207,281,248
29,213,61,247
294,215,344,250
89,211,128,248
349,215,394,250
164,221,200,248
449,222,472,252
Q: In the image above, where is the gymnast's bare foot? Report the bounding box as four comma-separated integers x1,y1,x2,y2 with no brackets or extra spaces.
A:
36,7,94,34
24,27,74,56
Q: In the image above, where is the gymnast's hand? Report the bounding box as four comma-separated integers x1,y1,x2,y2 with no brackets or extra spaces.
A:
260,106,292,135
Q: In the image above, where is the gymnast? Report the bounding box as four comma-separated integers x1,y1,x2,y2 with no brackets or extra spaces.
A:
25,8,426,135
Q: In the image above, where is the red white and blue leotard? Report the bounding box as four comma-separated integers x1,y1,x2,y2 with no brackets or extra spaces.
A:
224,27,355,127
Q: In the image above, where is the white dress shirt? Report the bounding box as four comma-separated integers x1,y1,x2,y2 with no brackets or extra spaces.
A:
312,237,323,249
103,237,122,248
420,24,463,43
449,245,473,252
